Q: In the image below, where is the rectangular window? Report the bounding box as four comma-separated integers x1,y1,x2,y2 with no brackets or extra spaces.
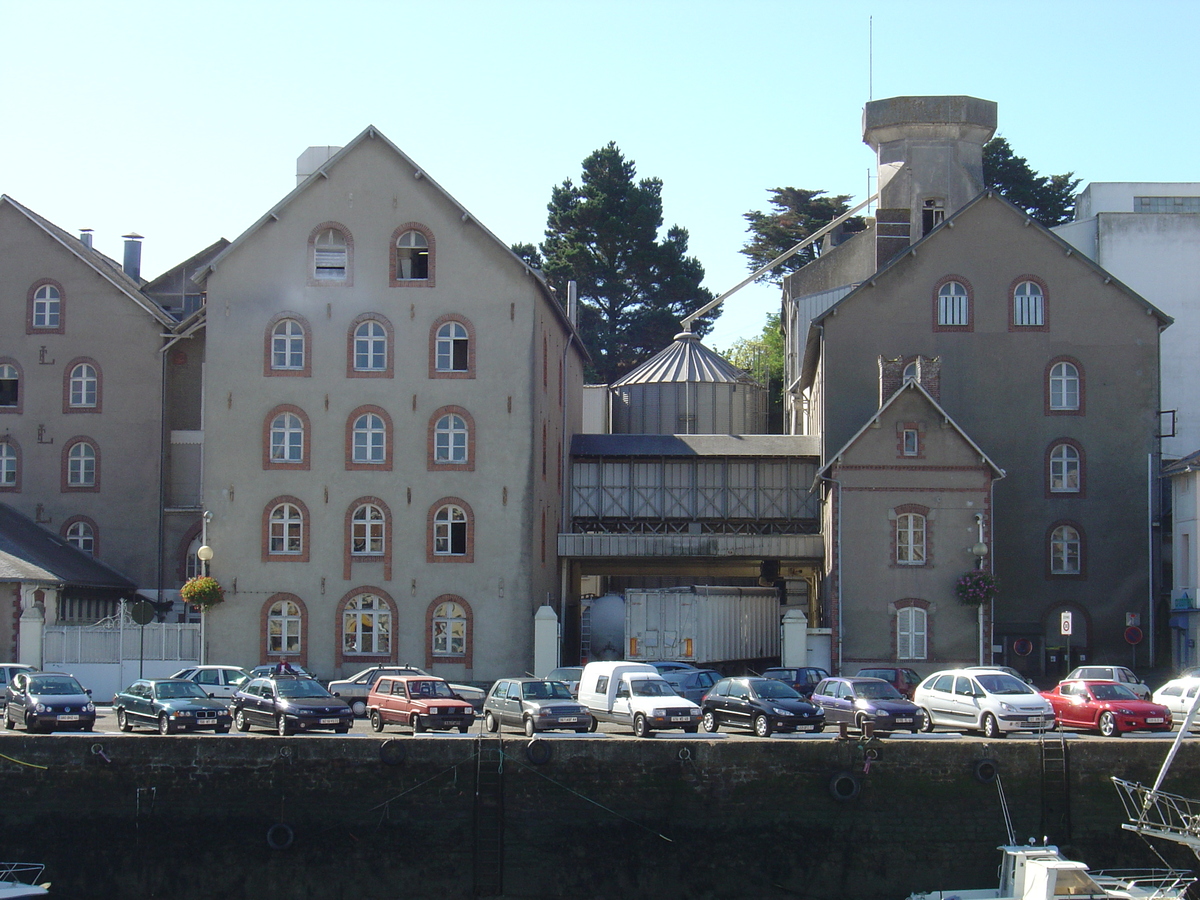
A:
902,429,919,456
1136,196,1200,214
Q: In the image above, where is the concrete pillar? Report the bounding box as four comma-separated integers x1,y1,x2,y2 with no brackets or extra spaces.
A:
781,607,809,667
533,604,559,678
19,585,45,669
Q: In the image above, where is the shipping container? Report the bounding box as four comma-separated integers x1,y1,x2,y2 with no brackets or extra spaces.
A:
624,586,780,666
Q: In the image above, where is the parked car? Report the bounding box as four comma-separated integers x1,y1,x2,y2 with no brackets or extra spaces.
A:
1153,676,1200,726
328,665,486,716
761,666,830,698
367,675,477,734
810,676,925,734
913,669,1054,738
1064,665,1151,700
248,663,315,680
3,671,95,733
230,675,353,735
113,678,233,734
0,663,36,711
1179,666,1200,679
647,661,698,674
965,665,1033,685
577,661,702,737
701,676,825,737
483,678,593,735
855,666,922,699
546,666,584,697
1041,679,1172,737
169,665,250,699
659,668,721,703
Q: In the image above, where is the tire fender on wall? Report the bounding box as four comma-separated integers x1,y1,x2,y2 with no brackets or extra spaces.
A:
973,758,999,784
379,739,406,767
525,738,552,765
266,823,294,851
829,771,861,801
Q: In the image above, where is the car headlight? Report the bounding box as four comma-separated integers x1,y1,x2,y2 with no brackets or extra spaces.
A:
84,703,95,713
652,708,667,717
1116,708,1134,715
175,710,194,717
772,707,791,716
999,702,1015,712
35,703,46,713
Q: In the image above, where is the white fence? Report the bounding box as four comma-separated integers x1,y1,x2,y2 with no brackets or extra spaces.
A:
43,603,201,702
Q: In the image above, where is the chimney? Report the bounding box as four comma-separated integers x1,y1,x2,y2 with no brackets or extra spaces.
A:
79,228,94,249
122,233,143,281
296,146,342,185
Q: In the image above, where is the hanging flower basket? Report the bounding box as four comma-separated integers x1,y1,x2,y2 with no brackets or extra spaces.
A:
180,575,225,610
956,571,998,606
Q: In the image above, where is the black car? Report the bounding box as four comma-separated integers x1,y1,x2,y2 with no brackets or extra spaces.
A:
761,666,830,698
701,676,825,737
112,678,233,734
3,671,95,733
810,676,924,734
230,675,353,735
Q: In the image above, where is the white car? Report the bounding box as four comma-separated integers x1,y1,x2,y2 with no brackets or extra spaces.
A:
1065,665,1151,700
170,665,251,699
1152,677,1200,726
913,668,1054,738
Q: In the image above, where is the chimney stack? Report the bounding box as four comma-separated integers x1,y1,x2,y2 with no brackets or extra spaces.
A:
122,233,143,281
79,228,94,249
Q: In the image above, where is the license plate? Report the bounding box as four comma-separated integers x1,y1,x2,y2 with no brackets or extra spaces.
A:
57,714,79,721
670,716,690,722
197,717,216,724
896,717,913,723
1147,717,1164,724
319,718,340,724
559,717,578,723
1027,717,1045,723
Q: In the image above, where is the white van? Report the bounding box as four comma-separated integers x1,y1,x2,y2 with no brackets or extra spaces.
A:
577,661,702,737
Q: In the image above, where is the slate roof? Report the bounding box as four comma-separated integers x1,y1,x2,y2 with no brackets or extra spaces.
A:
1163,450,1200,477
0,504,137,590
571,433,820,458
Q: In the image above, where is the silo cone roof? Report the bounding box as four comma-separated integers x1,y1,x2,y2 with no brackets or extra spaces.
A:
612,332,760,387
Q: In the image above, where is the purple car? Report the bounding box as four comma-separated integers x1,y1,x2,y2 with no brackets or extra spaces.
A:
810,676,925,734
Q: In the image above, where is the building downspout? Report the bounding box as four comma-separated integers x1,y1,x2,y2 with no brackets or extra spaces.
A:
557,282,580,623
1149,452,1156,667
817,472,842,674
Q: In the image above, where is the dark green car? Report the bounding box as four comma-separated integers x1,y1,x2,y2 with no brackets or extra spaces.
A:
113,678,232,734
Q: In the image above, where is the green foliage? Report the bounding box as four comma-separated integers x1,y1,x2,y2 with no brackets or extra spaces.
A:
529,142,717,384
180,575,224,609
983,137,1080,227
719,312,785,432
740,188,866,284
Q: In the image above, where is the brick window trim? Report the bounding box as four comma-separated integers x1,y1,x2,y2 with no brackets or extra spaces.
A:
1045,438,1087,499
334,586,398,669
426,496,475,563
931,274,974,333
174,519,203,582
261,495,311,563
891,598,931,661
62,357,103,414
890,503,931,568
1046,519,1087,580
0,436,21,492
0,356,24,415
427,405,476,472
425,594,474,669
343,497,393,581
896,421,926,459
60,514,100,557
428,313,476,379
61,436,101,493
1007,274,1051,333
345,405,394,471
1045,355,1086,417
307,221,355,288
262,404,312,471
27,278,66,335
345,313,395,379
260,593,309,668
263,312,314,378
389,222,436,288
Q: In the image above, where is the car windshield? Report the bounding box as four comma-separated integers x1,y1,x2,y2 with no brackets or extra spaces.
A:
975,674,1034,695
155,682,209,700
1091,683,1140,701
277,679,332,698
522,682,574,700
409,680,456,698
754,680,801,700
630,679,674,697
854,682,903,700
28,675,84,695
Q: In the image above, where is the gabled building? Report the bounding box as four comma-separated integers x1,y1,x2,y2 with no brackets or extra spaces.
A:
193,127,587,681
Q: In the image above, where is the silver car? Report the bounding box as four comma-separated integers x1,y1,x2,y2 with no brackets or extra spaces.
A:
913,669,1054,738
1065,665,1151,700
170,665,250,699
483,678,593,736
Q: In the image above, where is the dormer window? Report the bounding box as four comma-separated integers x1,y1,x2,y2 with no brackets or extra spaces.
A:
922,198,945,236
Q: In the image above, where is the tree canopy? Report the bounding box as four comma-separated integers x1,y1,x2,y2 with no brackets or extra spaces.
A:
740,188,866,285
518,142,717,384
983,137,1080,227
718,311,785,432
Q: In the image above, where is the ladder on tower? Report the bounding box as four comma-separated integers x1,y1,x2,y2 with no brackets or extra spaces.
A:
1039,725,1071,842
472,737,504,896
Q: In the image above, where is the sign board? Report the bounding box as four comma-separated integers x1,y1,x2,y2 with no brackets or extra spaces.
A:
131,600,156,626
1060,611,1073,636
1125,626,1144,645
1126,613,1141,627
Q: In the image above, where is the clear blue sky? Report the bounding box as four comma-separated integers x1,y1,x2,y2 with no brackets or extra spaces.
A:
3,0,1196,350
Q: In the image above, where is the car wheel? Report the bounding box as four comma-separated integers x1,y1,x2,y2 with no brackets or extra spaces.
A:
3,707,14,730
158,714,175,736
524,717,536,738
351,700,367,718
25,712,39,733
754,714,773,738
982,713,1003,739
117,709,132,732
702,711,719,733
633,713,652,738
411,715,424,734
370,710,384,733
1099,712,1119,737
235,709,251,732
855,713,868,734
81,722,93,732
484,711,499,733
276,715,293,736
587,716,599,733
920,708,936,733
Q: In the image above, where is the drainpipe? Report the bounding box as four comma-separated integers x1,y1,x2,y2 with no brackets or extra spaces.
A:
817,472,843,674
557,282,580,638
1149,452,1156,667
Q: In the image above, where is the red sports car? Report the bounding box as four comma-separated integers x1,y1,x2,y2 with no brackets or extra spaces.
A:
1041,679,1172,737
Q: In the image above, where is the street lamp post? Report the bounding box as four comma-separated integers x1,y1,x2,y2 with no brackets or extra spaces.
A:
197,511,214,664
970,513,990,666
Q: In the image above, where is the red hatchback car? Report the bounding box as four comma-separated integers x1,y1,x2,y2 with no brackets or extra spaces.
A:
367,675,476,734
1040,679,1172,737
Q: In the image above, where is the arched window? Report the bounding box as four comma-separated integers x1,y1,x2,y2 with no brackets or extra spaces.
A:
271,319,306,371
68,362,98,408
434,413,469,464
0,441,18,488
267,598,303,655
1013,280,1045,327
65,520,95,555
185,535,202,581
1049,443,1081,493
897,606,927,660
902,361,918,383
351,503,385,555
435,321,469,373
353,320,387,372
66,440,97,487
1049,361,1081,411
268,503,304,555
896,513,926,565
313,226,349,281
270,412,304,463
432,600,467,657
395,229,429,280
1050,525,1082,575
32,283,61,329
352,413,386,464
433,504,468,557
937,281,969,326
0,362,19,410
343,593,391,656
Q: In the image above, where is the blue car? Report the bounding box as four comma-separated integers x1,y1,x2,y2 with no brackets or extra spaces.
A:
112,678,233,734
811,676,924,734
3,671,95,733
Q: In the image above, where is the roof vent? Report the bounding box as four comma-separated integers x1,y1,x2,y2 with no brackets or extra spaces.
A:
79,228,94,249
122,233,143,281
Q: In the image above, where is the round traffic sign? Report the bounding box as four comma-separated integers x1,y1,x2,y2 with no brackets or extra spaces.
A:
1124,626,1143,645
131,599,156,625
1013,638,1034,657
